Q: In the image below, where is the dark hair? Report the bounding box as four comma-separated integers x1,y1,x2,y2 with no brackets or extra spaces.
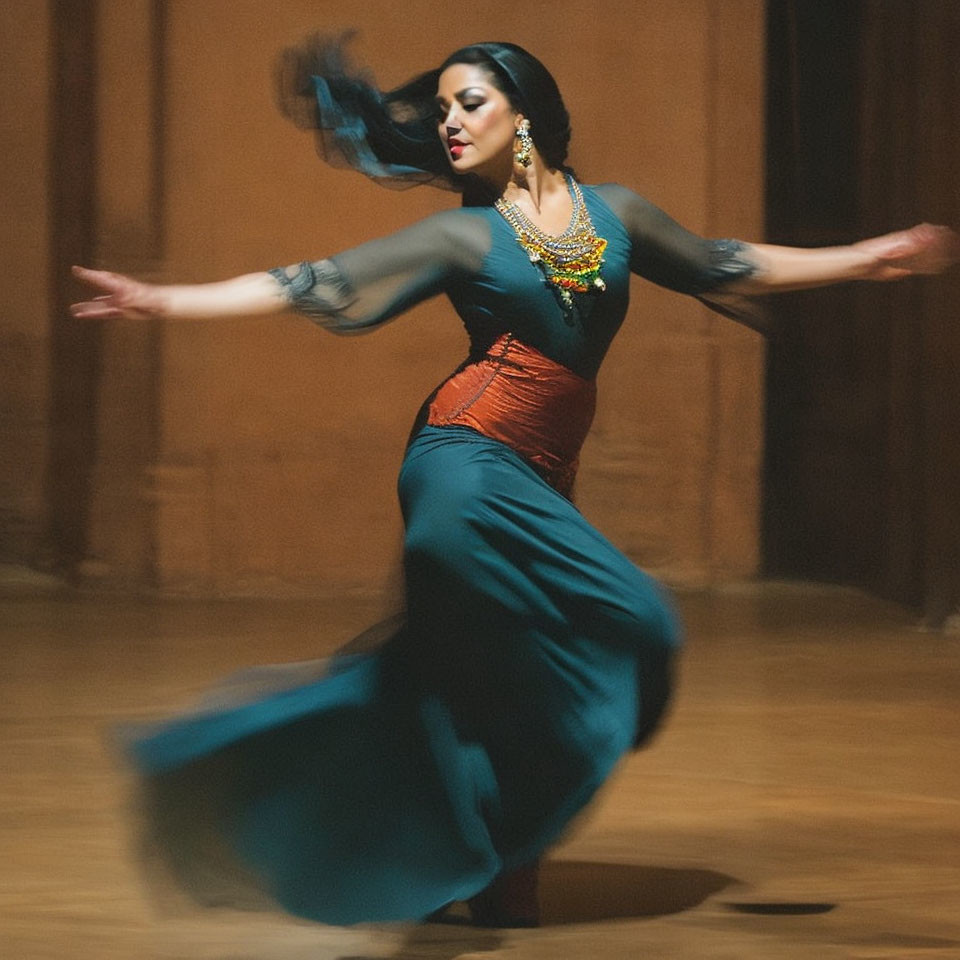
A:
276,33,573,198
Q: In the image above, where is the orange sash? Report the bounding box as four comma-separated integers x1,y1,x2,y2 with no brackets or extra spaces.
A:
427,334,597,497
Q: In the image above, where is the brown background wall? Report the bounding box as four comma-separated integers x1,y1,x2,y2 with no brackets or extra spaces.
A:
2,0,766,596
0,3,52,568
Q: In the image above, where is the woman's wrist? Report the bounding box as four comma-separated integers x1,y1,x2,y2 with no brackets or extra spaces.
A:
842,243,883,281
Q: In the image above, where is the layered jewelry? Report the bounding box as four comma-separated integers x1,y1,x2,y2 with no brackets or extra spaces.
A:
495,173,607,321
513,119,533,168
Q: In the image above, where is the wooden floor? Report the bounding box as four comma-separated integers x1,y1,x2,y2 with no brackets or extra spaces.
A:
2,577,958,960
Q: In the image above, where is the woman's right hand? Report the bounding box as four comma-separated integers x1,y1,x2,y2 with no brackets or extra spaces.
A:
852,223,960,281
70,265,168,320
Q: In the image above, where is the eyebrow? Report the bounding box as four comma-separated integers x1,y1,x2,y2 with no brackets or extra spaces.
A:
434,86,488,105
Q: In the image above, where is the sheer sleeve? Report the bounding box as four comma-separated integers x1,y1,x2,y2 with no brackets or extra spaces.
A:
593,183,768,333
593,184,758,292
269,209,490,334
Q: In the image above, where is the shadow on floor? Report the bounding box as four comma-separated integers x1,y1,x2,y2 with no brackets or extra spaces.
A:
539,860,737,924
427,860,737,930
335,862,737,959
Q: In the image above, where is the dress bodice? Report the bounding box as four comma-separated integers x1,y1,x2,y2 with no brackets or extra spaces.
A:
446,186,632,379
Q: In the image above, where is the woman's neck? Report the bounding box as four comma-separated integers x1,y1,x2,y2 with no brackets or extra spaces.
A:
464,151,567,209
501,161,567,214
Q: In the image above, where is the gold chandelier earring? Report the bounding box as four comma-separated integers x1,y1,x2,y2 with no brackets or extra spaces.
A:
514,119,533,168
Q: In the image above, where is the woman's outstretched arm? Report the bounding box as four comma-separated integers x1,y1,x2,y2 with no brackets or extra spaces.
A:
70,266,288,321
71,209,491,329
722,223,960,294
594,185,959,297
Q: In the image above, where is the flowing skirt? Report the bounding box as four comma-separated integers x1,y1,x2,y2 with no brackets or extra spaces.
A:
127,425,680,925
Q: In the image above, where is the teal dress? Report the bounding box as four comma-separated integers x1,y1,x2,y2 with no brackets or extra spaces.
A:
128,181,755,924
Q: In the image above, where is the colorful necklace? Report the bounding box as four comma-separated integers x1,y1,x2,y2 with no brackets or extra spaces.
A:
495,174,607,318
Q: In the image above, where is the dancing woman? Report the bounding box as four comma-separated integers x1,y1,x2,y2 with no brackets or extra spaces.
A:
72,38,958,927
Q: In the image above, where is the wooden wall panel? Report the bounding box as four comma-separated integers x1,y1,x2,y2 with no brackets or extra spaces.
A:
46,0,101,574
82,0,165,583
0,2,53,565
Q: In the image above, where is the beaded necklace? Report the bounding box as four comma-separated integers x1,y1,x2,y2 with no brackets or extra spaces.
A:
495,174,607,319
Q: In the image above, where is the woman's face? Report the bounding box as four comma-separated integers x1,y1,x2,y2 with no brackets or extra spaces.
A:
436,63,520,178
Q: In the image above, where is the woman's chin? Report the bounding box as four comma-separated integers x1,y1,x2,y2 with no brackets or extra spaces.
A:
448,155,477,173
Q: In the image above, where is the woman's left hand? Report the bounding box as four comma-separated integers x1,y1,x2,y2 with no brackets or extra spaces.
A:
854,223,960,281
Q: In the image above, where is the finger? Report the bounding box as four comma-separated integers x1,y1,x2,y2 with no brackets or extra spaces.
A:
936,227,960,261
71,265,126,292
909,224,959,255
72,265,109,282
70,302,124,319
908,226,960,269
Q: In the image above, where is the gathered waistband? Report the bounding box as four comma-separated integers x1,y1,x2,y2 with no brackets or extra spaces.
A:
426,334,597,497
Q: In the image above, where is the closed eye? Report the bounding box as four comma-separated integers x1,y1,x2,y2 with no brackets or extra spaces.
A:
434,97,485,118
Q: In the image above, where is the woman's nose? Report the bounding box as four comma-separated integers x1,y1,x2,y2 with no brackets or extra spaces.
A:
440,102,461,127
